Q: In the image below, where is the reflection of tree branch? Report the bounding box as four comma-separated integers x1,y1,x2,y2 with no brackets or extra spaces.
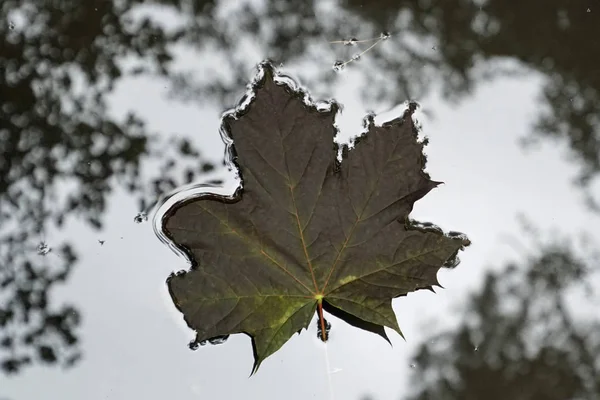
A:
0,241,80,373
396,242,600,400
3,0,599,380
1,0,215,375
162,0,600,207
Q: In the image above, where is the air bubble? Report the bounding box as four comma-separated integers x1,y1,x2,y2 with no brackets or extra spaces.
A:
98,240,105,246
332,61,345,72
315,101,332,112
411,220,444,234
188,338,208,350
37,242,51,256
447,231,471,246
409,363,416,368
134,212,147,223
9,21,15,30
587,8,591,12
208,335,229,345
344,38,358,46
443,256,461,269
351,53,361,61
474,346,479,352
380,31,391,40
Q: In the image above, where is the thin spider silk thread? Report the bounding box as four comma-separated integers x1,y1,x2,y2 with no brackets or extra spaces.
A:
330,31,394,69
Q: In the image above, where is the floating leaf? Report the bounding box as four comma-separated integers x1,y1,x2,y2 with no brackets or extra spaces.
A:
159,61,469,373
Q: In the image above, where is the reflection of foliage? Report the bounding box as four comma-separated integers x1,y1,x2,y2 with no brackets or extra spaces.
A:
347,0,600,199
398,245,600,400
134,0,600,193
2,0,599,379
167,0,600,196
5,0,591,189
0,245,80,373
0,0,213,375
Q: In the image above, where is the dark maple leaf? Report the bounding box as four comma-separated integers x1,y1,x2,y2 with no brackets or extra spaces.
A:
160,61,469,373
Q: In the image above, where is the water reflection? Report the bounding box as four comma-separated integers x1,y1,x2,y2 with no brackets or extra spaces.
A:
1,0,599,397
359,240,599,399
4,0,593,192
1,1,214,374
93,0,600,200
394,240,597,400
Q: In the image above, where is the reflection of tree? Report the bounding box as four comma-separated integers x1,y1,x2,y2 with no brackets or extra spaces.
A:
7,0,591,197
346,0,600,194
3,0,599,379
393,244,600,400
148,0,600,197
96,0,600,194
1,1,213,375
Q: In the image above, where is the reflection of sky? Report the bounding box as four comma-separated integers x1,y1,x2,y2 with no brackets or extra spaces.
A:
4,7,600,400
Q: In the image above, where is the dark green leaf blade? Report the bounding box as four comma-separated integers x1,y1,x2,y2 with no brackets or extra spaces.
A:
314,107,466,335
325,231,465,335
161,61,469,373
321,300,391,343
167,265,317,373
226,70,340,291
163,64,340,371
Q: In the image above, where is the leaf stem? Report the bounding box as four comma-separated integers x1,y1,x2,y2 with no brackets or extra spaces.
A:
317,298,327,342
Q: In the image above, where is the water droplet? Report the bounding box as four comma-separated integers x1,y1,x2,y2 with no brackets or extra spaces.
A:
413,221,444,234
37,242,51,256
380,31,391,40
351,53,361,61
315,101,332,112
134,212,147,223
443,256,461,268
332,61,345,72
447,230,470,243
344,38,358,46
208,335,229,345
188,337,209,350
98,240,105,246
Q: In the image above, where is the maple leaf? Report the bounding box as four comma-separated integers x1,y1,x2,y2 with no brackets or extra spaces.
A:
160,61,469,373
